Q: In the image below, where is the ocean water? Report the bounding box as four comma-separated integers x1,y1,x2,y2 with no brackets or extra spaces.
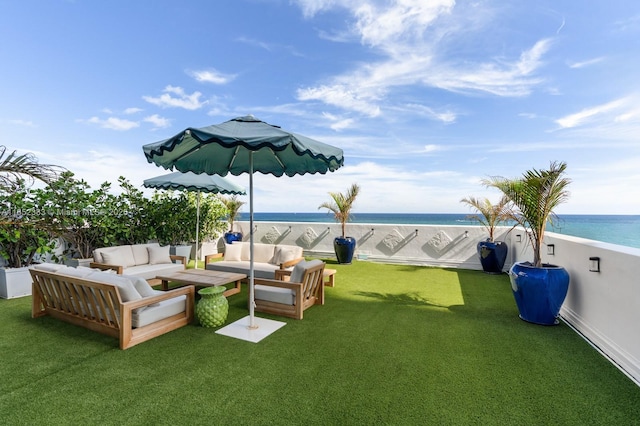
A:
239,212,640,250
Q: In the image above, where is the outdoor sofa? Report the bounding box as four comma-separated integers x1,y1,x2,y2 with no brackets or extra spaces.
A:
90,243,186,285
30,263,194,349
204,242,304,279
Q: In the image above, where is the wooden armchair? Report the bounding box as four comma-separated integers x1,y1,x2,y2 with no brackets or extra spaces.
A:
252,259,325,320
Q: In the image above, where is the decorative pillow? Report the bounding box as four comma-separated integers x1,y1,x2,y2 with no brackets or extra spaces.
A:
125,275,156,298
98,246,136,267
86,272,142,303
123,275,160,308
271,247,296,265
224,243,243,262
101,250,127,267
132,243,158,265
147,245,172,265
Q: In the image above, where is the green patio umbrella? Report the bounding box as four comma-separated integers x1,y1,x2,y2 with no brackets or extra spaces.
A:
143,171,246,269
143,116,344,336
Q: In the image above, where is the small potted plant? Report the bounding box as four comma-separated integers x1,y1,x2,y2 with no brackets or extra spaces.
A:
318,183,361,264
460,195,512,274
220,195,245,244
484,161,571,325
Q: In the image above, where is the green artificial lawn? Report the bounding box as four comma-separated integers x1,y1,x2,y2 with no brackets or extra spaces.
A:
1,260,639,425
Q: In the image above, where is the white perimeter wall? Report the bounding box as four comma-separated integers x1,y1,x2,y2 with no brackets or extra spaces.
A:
222,220,640,385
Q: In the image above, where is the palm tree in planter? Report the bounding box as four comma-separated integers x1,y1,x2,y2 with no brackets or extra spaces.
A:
460,195,512,274
484,161,571,325
220,195,245,244
318,183,361,264
0,146,64,299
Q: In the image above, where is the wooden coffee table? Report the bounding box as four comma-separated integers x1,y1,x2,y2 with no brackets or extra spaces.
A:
156,269,246,297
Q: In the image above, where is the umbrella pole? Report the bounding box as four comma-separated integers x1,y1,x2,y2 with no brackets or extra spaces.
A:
248,152,257,329
195,191,200,269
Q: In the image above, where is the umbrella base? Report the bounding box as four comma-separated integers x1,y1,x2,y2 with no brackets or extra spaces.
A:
215,315,286,343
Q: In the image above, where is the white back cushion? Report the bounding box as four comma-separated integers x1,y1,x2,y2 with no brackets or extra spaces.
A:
290,259,324,283
97,246,136,267
132,243,159,265
271,245,302,265
224,242,243,261
244,243,276,263
86,271,142,302
31,263,66,273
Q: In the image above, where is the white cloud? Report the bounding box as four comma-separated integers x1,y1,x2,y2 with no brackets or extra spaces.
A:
294,1,551,117
8,119,35,127
297,84,382,117
423,144,442,153
124,107,143,114
143,114,171,129
142,85,206,110
353,0,454,48
555,98,628,129
568,57,605,69
426,39,550,96
84,116,139,131
188,69,236,84
404,103,456,123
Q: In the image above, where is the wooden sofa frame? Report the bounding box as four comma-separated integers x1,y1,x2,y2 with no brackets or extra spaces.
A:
30,269,194,350
252,261,325,320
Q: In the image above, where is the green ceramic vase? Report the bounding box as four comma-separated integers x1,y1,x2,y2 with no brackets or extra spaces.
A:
196,286,229,327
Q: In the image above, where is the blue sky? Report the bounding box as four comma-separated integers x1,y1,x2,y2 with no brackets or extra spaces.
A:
1,0,639,214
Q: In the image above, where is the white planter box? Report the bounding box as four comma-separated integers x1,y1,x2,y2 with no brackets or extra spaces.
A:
0,267,32,299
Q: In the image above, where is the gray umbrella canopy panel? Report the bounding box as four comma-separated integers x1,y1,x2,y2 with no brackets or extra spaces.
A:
142,116,344,340
143,171,246,194
143,172,246,269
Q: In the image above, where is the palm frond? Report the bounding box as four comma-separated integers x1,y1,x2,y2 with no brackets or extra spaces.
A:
483,161,570,266
0,146,64,190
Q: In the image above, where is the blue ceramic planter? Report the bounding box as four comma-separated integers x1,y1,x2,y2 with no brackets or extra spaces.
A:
477,240,508,274
224,232,243,244
334,237,356,264
508,262,570,325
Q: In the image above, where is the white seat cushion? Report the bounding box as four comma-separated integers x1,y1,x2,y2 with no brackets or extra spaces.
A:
132,292,187,328
255,284,295,305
